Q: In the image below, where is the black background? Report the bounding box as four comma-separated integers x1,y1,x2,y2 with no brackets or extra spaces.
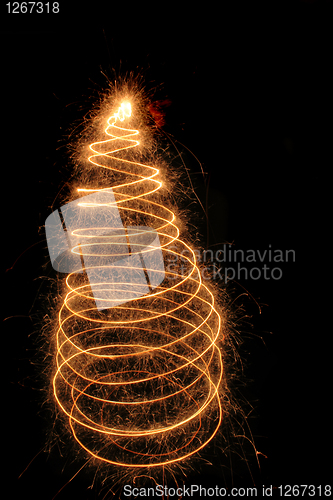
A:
2,2,331,499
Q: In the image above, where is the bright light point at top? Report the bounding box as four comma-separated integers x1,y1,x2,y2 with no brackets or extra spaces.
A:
108,102,132,127
118,102,131,121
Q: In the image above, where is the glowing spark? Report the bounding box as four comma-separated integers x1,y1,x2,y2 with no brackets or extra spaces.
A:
51,98,224,468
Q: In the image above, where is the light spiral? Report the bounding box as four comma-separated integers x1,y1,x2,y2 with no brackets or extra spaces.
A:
52,99,224,468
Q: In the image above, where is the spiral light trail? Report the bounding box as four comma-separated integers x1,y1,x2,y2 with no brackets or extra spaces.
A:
52,100,223,468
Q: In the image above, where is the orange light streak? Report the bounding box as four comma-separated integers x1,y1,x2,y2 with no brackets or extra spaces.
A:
53,99,224,467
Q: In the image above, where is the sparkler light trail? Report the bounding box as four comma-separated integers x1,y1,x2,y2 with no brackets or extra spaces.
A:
48,90,224,470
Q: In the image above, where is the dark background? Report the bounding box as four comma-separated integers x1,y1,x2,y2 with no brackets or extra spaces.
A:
2,2,331,498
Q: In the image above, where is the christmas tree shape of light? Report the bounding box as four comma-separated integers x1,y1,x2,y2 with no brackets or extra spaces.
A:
49,95,223,469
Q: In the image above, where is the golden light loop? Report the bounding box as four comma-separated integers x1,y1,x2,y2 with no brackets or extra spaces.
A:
53,100,224,467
